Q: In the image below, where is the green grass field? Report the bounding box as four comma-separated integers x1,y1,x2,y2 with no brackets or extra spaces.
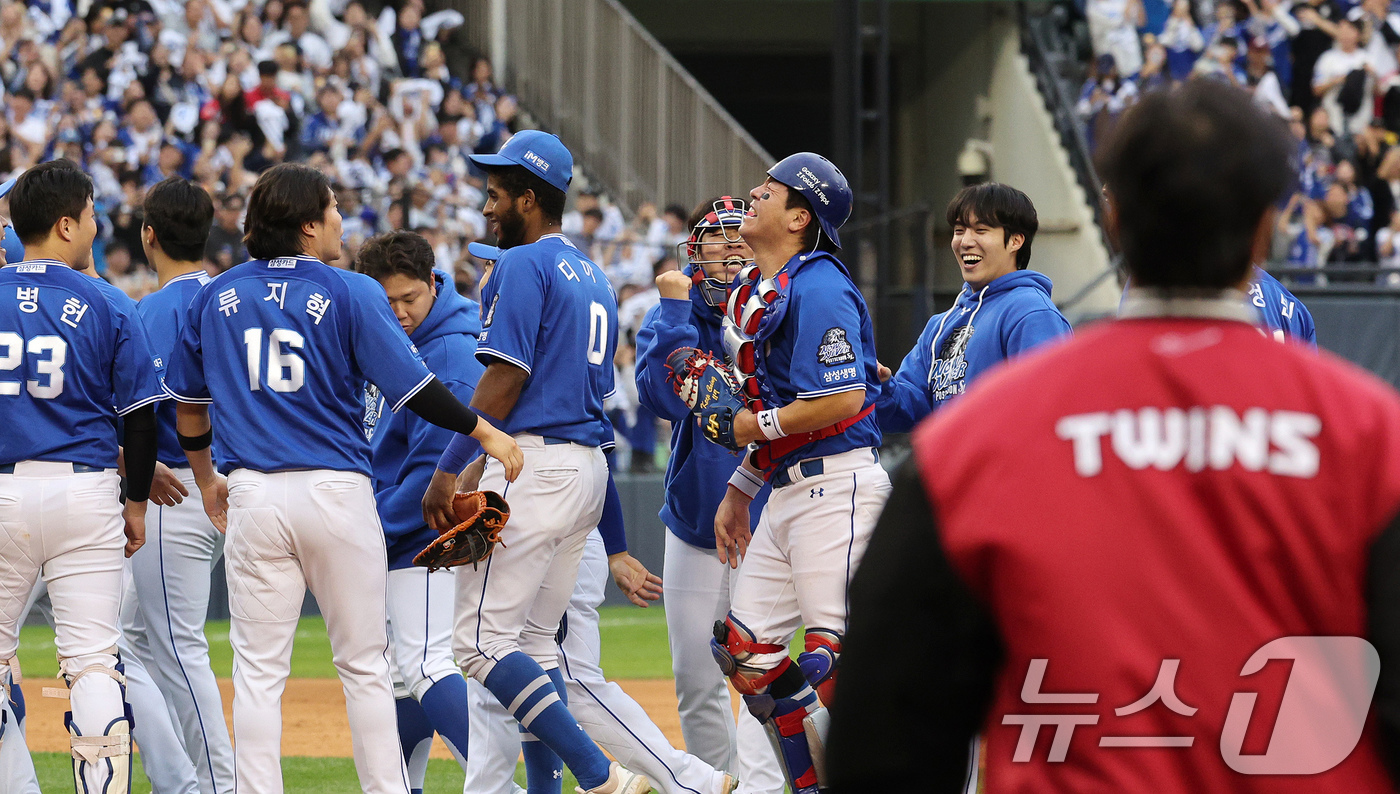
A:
20,605,805,791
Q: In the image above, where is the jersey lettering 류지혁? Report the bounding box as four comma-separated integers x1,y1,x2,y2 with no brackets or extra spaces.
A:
163,255,433,475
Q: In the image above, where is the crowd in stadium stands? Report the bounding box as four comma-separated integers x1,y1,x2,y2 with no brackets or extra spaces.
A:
2,0,684,466
1073,0,1400,279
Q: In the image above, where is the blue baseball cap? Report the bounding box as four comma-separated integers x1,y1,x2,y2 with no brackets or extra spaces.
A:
469,130,573,194
0,173,19,198
467,242,501,261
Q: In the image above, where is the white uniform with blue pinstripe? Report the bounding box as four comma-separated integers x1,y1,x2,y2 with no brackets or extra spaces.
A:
133,269,235,794
465,531,734,794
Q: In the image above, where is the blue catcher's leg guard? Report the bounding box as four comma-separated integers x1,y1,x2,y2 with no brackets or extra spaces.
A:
713,615,829,792
797,628,842,706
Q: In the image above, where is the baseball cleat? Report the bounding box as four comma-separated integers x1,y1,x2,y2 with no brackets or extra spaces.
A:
574,761,652,794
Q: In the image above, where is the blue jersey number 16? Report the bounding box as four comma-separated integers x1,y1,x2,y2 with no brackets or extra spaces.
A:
243,327,305,392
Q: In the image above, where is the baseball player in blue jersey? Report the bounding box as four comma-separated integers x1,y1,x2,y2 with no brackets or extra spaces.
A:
356,230,484,794
674,154,889,794
635,198,783,794
1248,266,1316,343
130,176,236,794
449,243,716,794
0,170,41,794
1117,265,1316,344
0,160,166,794
163,163,522,794
421,131,650,794
876,184,1072,431
459,240,734,794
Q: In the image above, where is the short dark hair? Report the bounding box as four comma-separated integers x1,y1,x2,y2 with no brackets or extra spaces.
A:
1097,80,1293,289
11,159,93,245
357,230,435,285
143,177,214,262
784,189,840,254
945,183,1040,270
257,60,278,77
243,163,332,259
486,164,565,224
663,203,687,220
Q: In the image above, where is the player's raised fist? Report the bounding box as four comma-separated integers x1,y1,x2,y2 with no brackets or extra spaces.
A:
656,270,693,301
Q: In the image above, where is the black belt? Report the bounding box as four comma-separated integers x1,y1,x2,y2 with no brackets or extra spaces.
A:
543,436,572,445
0,462,106,474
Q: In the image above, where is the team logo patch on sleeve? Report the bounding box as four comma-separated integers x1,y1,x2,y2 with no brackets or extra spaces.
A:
483,295,498,328
817,328,856,366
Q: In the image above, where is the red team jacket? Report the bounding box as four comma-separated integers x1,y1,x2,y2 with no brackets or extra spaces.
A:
911,308,1400,791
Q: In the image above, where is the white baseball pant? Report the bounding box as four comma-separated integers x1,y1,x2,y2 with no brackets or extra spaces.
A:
662,532,784,794
386,566,460,702
0,462,127,793
729,449,891,670
454,436,606,681
465,680,525,794
130,467,234,794
120,569,200,794
224,468,408,794
467,531,734,794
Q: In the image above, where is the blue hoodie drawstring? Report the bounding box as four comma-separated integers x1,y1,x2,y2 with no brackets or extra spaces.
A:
926,284,989,384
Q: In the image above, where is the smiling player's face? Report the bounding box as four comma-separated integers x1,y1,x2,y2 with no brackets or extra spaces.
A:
483,174,526,248
695,229,750,283
72,197,97,271
952,211,1021,290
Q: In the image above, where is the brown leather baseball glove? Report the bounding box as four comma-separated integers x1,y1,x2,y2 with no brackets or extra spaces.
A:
413,491,510,572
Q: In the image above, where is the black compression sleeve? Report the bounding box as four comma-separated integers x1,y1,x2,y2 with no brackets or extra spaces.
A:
404,378,480,437
1368,508,1400,780
122,404,158,503
826,459,1004,793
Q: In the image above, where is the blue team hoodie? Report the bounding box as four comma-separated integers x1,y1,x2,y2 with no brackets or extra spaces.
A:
878,269,1070,432
635,272,770,550
367,271,484,569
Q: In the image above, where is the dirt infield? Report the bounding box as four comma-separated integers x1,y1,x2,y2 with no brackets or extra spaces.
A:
25,678,732,759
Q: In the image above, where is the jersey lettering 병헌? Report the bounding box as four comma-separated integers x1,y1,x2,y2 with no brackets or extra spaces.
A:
0,260,164,467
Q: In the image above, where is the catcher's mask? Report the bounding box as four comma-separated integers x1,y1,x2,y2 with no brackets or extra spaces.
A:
679,196,752,309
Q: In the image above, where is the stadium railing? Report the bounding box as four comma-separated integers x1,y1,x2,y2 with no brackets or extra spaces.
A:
443,0,773,212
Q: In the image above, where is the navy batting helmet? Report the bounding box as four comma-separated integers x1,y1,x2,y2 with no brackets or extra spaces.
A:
767,153,852,248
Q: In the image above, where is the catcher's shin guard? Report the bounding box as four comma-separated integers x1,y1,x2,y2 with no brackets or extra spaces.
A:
58,650,132,794
797,628,842,706
710,614,786,696
742,663,830,794
67,709,133,794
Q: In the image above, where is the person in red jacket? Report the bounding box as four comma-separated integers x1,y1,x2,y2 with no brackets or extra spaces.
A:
827,79,1400,793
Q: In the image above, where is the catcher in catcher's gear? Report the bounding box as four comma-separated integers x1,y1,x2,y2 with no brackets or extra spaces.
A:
416,491,511,571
